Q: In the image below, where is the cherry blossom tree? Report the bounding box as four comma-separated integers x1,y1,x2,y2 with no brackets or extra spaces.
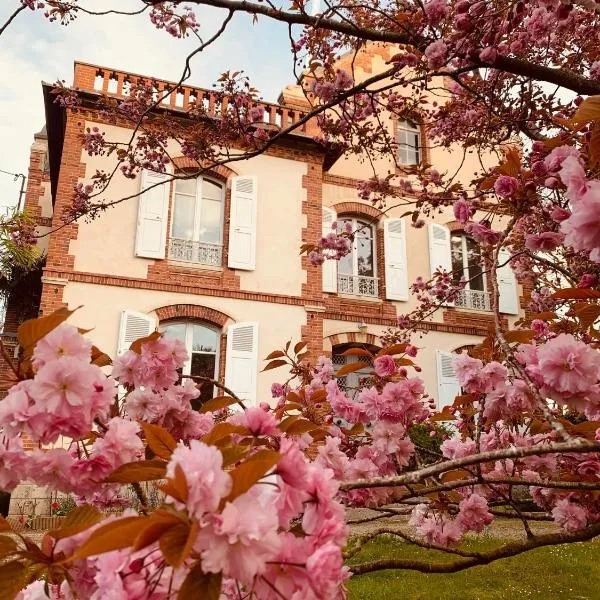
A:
0,0,600,598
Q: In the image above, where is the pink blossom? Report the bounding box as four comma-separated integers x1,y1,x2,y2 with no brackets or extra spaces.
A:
0,381,32,436
424,40,448,69
551,205,571,222
456,493,493,533
277,438,309,488
440,437,476,459
464,221,501,245
591,61,600,80
111,350,139,387
230,406,280,437
525,232,564,252
578,273,597,288
494,175,519,197
552,498,587,532
306,541,349,599
316,436,350,479
453,352,483,392
32,323,92,369
558,155,587,200
424,0,447,25
479,46,497,63
561,182,600,262
125,388,165,422
92,418,143,466
0,437,28,492
271,382,286,398
195,486,281,583
374,355,396,377
531,319,549,338
334,69,353,90
536,334,600,395
326,381,370,424
544,145,581,173
410,505,462,547
452,199,472,224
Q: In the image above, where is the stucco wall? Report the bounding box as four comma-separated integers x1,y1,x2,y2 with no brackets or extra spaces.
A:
61,281,307,401
69,123,308,297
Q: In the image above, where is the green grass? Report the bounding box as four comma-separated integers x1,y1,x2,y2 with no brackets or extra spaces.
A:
346,536,600,599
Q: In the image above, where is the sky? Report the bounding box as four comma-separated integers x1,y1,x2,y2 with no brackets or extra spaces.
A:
0,0,299,212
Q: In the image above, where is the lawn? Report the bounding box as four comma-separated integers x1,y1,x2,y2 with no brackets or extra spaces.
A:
346,535,600,599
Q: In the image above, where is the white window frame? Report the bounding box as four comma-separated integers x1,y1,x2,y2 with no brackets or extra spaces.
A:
452,234,487,292
398,119,421,165
170,176,225,248
338,218,377,282
159,321,220,381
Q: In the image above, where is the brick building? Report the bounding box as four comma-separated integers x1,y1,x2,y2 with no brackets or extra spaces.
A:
3,45,526,426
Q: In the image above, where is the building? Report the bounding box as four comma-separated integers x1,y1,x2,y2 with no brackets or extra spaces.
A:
3,46,527,424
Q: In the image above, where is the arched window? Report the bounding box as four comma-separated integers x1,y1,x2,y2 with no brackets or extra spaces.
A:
169,176,224,267
337,218,378,297
332,343,378,402
451,233,490,310
159,321,220,406
398,119,421,165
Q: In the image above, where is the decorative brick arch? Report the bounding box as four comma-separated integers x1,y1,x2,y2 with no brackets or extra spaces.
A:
323,332,380,354
171,156,238,183
153,304,233,328
445,220,464,233
332,201,383,222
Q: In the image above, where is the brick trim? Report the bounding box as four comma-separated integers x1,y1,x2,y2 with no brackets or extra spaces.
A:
171,156,237,181
324,332,379,352
332,201,383,222
154,304,232,328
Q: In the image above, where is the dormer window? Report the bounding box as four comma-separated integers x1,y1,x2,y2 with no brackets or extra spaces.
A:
398,119,421,166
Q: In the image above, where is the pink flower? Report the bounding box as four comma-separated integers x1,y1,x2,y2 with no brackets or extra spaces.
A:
230,406,280,437
561,182,600,262
558,155,587,200
552,498,587,533
32,324,92,369
494,175,519,197
278,438,309,488
424,0,447,25
372,422,415,465
578,273,597,288
306,541,349,599
440,437,476,459
125,388,165,422
271,382,286,398
334,69,353,90
456,493,493,533
537,334,600,395
544,145,581,172
531,319,549,338
165,440,231,519
0,381,32,436
374,355,396,377
326,381,370,425
453,352,483,392
525,232,564,252
316,436,350,479
424,40,448,69
551,205,570,222
479,46,497,63
452,199,472,224
111,350,139,387
92,418,143,466
464,221,501,245
195,486,281,583
0,437,28,492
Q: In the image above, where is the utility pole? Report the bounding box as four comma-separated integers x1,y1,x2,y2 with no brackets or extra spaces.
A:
16,173,26,211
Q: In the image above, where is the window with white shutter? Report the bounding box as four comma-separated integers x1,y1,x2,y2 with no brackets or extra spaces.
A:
428,223,452,275
436,350,461,412
135,169,171,259
497,248,519,314
228,176,258,270
117,310,156,355
384,218,408,301
322,207,337,293
225,322,259,403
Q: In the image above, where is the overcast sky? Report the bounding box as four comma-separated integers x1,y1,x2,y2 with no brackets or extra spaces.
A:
0,1,297,212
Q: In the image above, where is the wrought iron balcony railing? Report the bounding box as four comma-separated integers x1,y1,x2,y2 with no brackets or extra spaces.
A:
455,289,492,311
169,238,222,267
337,274,378,298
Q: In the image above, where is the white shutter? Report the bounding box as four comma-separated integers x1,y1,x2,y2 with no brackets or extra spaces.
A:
384,218,408,301
228,176,258,270
436,351,461,412
225,322,259,403
322,207,337,293
428,223,452,275
497,248,519,314
134,169,171,259
117,310,156,355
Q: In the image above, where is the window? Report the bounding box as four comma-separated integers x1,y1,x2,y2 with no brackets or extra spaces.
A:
169,176,224,266
337,219,378,297
398,119,421,165
451,234,491,311
159,321,220,407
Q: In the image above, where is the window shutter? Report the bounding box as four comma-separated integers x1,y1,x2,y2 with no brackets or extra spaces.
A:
322,207,337,293
497,248,519,314
117,310,156,355
384,218,408,301
428,223,452,275
228,176,258,270
225,322,259,403
134,169,171,259
436,351,461,412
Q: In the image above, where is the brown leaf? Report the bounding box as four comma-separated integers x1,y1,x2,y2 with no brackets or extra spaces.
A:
49,504,103,540
0,536,17,558
0,515,11,532
0,560,27,599
571,420,600,440
335,361,370,377
574,304,600,330
220,445,250,467
91,346,112,367
225,450,280,503
340,348,373,358
159,522,196,568
178,564,222,600
200,396,240,413
265,350,286,360
129,331,161,354
589,124,600,168
310,389,327,403
552,288,600,300
262,359,288,372
293,341,307,355
285,419,319,436
571,95,600,123
504,330,534,344
375,343,408,358
133,510,183,551
104,460,167,484
141,423,177,460
203,423,250,445
73,516,151,559
440,469,472,483
279,415,301,432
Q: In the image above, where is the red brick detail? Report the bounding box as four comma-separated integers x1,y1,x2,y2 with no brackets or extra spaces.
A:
301,312,324,363
446,220,464,233
155,304,232,328
333,201,383,222
0,336,19,397
171,156,237,181
443,309,508,331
